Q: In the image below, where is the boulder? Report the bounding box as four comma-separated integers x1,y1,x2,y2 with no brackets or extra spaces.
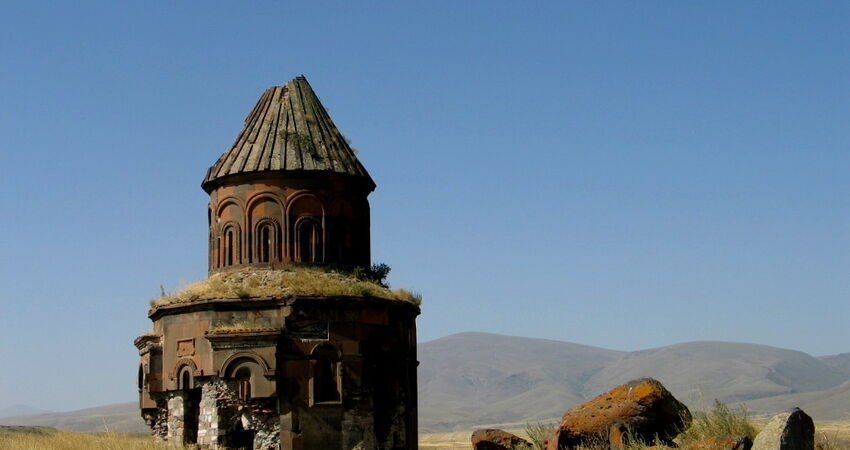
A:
545,378,691,449
471,428,532,450
685,436,753,450
751,408,814,450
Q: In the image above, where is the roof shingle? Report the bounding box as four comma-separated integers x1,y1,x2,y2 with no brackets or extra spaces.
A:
203,76,373,190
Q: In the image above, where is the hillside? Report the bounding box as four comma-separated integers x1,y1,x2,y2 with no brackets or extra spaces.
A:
735,381,850,420
0,403,146,433
583,341,847,407
819,353,850,379
417,333,850,431
418,332,624,431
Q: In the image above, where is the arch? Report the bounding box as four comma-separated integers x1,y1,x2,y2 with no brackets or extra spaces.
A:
285,191,326,217
245,191,286,214
220,352,272,377
310,343,341,404
214,196,246,219
222,355,266,401
311,342,342,360
294,217,322,263
169,358,198,389
286,192,326,264
179,366,193,390
252,218,280,264
219,222,242,267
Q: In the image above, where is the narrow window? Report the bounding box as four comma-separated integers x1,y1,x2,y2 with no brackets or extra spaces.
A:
312,345,340,404
235,367,252,400
314,359,340,403
259,224,271,263
226,229,234,266
181,370,191,390
298,220,321,263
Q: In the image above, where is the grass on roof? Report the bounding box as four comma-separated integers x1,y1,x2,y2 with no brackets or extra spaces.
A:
150,266,422,309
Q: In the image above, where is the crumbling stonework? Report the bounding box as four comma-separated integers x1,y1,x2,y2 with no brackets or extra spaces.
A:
136,76,420,449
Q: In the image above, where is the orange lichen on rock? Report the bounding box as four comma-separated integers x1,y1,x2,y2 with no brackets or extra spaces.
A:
545,378,691,450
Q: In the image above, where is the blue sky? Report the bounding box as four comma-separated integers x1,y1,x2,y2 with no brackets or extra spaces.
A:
0,1,848,411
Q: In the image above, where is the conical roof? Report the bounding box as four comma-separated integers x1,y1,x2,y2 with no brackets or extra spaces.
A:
203,76,374,191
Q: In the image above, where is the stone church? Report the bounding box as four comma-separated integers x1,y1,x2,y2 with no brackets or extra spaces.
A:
135,76,420,449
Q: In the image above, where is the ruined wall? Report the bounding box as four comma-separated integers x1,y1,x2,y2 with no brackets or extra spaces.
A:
277,297,419,450
139,296,418,449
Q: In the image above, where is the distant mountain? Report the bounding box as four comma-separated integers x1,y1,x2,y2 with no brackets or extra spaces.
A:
736,381,850,420
0,402,145,433
2,333,848,434
418,332,623,431
818,353,850,379
0,405,49,419
583,341,848,406
417,333,850,431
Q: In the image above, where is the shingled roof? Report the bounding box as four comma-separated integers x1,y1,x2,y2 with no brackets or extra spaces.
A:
202,76,374,191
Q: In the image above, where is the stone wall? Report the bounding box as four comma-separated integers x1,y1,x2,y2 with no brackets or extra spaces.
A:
166,392,186,443
141,398,167,441
196,378,279,449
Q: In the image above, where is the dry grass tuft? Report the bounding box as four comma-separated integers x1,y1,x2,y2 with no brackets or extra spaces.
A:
0,430,173,450
150,267,422,309
676,400,757,446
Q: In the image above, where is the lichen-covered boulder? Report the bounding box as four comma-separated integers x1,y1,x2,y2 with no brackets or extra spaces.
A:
545,378,691,449
752,408,814,450
685,436,753,450
471,428,531,450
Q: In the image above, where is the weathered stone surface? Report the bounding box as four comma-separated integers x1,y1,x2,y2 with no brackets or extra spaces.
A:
471,428,532,449
752,408,814,450
685,436,753,450
545,378,691,450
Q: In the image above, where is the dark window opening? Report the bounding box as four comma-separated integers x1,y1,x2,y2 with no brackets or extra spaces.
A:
230,422,255,450
314,359,340,403
258,224,271,263
181,370,191,390
298,221,320,263
226,229,234,266
184,388,201,445
137,365,144,391
235,367,252,400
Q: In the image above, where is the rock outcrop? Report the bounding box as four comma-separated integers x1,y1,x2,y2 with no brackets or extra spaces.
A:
545,378,691,449
471,428,531,449
752,408,814,450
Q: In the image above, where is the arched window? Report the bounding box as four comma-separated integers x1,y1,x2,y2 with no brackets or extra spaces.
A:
220,224,241,267
311,344,341,404
296,219,321,263
223,356,265,399
255,222,275,263
178,366,193,390
235,366,252,400
226,229,234,266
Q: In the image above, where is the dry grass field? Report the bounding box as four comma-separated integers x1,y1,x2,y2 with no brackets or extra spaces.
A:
418,419,850,450
0,428,169,450
2,418,848,449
